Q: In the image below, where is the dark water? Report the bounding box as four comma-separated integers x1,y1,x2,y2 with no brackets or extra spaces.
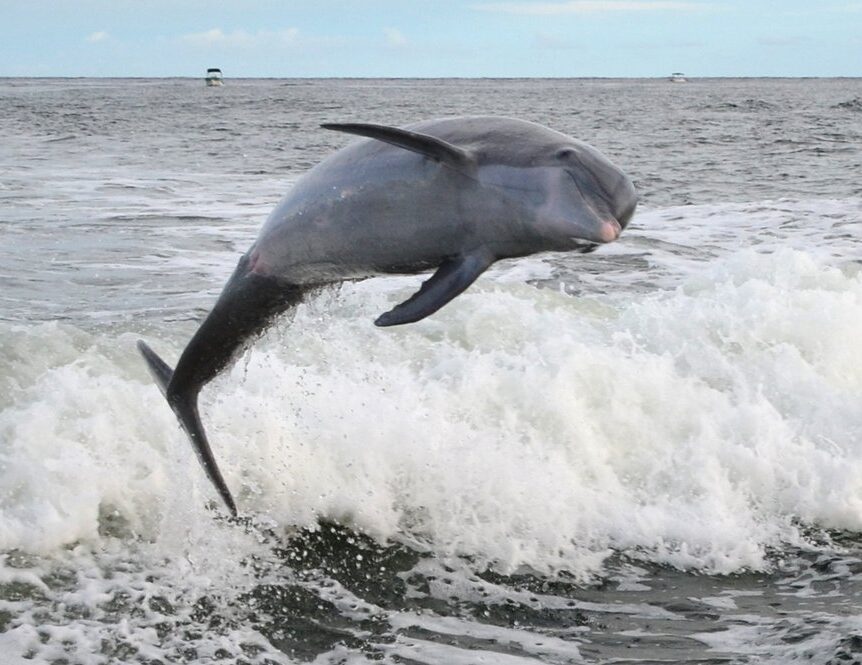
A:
0,78,861,664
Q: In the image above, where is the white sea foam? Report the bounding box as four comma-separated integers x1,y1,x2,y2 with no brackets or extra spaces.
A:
232,245,860,576
3,238,859,581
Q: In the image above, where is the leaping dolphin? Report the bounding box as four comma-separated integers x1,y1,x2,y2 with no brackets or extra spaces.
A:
137,116,638,516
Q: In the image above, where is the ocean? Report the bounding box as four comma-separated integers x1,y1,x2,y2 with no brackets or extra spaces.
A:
1,77,861,664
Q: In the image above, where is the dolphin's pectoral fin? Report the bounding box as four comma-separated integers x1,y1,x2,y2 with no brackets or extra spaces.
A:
375,248,494,327
321,122,473,171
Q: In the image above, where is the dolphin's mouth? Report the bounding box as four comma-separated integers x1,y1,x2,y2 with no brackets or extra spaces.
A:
570,239,600,253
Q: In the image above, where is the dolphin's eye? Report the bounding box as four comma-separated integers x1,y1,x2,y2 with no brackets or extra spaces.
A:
555,147,577,161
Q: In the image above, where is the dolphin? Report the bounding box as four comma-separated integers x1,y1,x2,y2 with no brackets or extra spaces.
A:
137,116,638,516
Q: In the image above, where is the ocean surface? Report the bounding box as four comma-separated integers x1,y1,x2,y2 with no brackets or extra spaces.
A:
1,77,861,664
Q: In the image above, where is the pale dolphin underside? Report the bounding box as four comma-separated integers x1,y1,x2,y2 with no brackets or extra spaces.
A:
138,116,638,516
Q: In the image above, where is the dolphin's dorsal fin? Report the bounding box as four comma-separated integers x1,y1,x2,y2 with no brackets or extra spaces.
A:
375,247,495,327
321,122,473,170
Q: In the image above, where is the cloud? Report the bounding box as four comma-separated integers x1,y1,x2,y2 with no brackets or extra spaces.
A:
85,31,108,43
384,28,408,47
179,27,299,48
473,1,710,14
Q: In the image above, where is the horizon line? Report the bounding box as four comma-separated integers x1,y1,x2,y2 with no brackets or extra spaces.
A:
2,74,860,80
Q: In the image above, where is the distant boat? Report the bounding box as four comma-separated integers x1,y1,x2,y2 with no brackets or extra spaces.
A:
205,68,223,87
669,72,687,83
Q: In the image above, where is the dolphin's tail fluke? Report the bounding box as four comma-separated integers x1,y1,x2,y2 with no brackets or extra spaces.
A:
137,254,304,518
137,340,239,517
137,340,173,396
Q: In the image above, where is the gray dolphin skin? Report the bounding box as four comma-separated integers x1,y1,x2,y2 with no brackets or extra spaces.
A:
137,116,638,516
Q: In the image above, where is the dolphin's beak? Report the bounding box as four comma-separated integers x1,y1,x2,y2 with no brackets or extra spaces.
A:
564,168,627,244
597,218,622,243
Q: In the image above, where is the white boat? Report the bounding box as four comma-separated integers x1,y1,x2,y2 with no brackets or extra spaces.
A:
205,68,223,87
669,72,687,83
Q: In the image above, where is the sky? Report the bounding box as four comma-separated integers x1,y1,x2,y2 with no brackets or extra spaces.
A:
1,0,860,78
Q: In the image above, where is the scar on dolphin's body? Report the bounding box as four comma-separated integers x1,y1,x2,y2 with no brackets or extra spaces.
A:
137,116,638,516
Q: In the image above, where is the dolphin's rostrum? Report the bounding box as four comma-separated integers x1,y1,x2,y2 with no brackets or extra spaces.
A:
138,116,638,516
